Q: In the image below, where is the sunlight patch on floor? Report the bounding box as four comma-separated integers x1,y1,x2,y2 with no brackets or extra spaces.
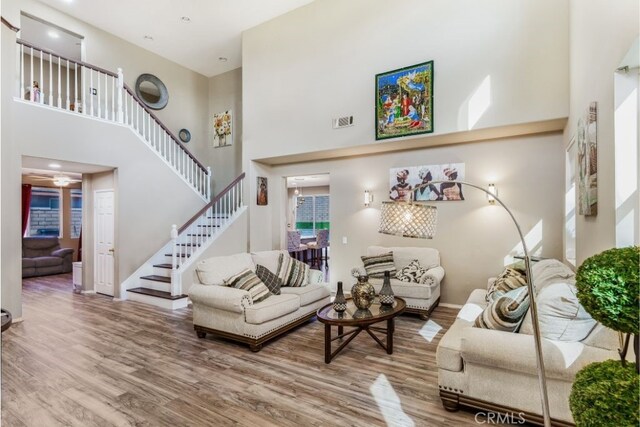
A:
456,303,483,322
370,374,415,427
419,320,442,343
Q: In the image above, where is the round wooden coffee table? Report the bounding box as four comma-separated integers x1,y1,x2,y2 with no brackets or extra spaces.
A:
317,297,406,363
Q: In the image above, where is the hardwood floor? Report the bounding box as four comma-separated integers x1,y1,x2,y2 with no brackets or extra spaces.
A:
2,274,483,426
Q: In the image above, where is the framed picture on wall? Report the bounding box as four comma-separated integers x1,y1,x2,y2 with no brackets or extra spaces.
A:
389,163,465,201
577,102,597,216
376,61,434,140
212,110,232,147
257,177,268,206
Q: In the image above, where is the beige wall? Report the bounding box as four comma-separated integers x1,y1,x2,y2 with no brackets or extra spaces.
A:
251,133,565,305
208,68,243,194
242,0,569,161
566,0,640,264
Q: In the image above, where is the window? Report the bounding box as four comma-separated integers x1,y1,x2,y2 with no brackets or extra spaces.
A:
295,195,330,239
70,189,82,238
28,187,61,237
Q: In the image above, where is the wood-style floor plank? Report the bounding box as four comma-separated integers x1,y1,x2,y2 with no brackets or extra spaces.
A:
2,273,486,426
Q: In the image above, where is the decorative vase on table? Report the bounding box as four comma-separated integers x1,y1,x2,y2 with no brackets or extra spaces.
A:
379,270,395,306
351,275,375,310
333,281,347,313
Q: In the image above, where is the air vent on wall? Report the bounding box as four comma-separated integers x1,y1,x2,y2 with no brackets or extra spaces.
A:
333,116,354,129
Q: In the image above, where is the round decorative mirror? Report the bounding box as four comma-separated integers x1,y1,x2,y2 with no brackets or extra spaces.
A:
179,128,191,143
135,73,169,110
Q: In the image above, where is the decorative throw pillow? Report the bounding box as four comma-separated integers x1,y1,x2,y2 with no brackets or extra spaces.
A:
255,264,282,295
519,282,596,341
224,269,271,303
361,252,396,278
475,287,530,332
395,260,427,283
486,267,527,302
276,253,309,287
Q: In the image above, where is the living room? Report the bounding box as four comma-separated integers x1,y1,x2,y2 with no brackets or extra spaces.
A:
1,0,639,426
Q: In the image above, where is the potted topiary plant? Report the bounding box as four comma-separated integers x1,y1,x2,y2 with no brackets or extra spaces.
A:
569,246,639,427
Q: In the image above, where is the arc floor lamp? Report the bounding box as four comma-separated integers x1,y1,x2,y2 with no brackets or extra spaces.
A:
378,180,551,427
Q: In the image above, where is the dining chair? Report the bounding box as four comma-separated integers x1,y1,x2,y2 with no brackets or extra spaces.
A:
287,230,308,261
307,229,329,267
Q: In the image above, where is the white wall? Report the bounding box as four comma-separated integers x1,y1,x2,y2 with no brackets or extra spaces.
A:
566,0,639,264
253,133,565,305
242,0,569,161
208,68,243,194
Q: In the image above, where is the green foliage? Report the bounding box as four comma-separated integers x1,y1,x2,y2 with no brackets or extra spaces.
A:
569,360,639,427
575,246,639,334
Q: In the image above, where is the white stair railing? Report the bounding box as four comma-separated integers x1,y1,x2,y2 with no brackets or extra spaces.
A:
16,38,211,200
169,173,245,295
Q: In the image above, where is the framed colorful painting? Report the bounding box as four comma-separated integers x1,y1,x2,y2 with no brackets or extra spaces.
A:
376,61,434,140
212,110,232,148
257,177,268,206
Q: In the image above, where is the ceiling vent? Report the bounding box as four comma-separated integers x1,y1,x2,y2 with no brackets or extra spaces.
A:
333,116,354,129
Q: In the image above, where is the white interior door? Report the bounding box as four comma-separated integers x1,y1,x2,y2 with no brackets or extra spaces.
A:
94,190,115,296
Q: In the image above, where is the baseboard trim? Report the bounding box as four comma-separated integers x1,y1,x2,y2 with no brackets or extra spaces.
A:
80,290,96,295
11,317,24,323
439,302,463,309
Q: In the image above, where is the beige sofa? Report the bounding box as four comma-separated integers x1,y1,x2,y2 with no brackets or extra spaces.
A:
189,250,331,351
436,260,622,426
357,246,444,319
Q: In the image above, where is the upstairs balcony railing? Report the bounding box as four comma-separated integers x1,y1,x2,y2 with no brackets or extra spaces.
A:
15,38,211,200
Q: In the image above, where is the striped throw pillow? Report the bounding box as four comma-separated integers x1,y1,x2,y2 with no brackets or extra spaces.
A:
224,269,271,303
475,287,530,332
255,264,282,295
395,259,427,283
486,267,527,302
276,253,309,287
361,252,396,278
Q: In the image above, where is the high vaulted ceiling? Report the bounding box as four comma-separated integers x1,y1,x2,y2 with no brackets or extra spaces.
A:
37,0,314,77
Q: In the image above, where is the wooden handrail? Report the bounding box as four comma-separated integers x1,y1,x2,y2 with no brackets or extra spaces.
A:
1,16,20,32
16,37,207,173
123,84,207,172
178,172,245,234
17,38,118,77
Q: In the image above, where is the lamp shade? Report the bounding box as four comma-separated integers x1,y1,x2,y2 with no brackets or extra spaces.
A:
378,202,438,239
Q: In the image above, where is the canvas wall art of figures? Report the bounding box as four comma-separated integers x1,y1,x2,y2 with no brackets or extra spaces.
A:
257,177,268,206
389,163,465,201
577,102,597,216
213,110,232,147
376,61,434,140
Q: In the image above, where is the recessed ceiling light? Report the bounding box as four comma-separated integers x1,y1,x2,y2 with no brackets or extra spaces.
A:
181,16,191,22
218,57,228,62
48,163,61,169
144,35,154,41
48,30,59,39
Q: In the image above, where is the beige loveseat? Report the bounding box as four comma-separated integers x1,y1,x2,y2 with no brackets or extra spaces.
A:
189,250,330,351
357,246,444,319
436,260,623,426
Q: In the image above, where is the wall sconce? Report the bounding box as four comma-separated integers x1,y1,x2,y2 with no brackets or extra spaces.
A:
364,190,373,207
487,183,497,204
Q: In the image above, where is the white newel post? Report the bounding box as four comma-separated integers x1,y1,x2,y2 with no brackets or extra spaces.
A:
117,67,124,123
207,167,212,201
170,224,180,296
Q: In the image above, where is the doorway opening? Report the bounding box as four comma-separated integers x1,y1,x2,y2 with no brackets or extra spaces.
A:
286,174,330,278
21,156,114,298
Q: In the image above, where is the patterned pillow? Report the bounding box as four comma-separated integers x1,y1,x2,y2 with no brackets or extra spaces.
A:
361,252,396,278
276,253,309,287
224,269,271,303
475,287,530,332
254,264,282,295
486,267,527,302
395,260,427,283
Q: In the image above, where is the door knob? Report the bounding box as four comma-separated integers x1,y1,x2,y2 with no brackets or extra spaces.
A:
108,248,115,253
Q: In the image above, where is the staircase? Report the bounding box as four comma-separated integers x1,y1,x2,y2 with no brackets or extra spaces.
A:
15,37,247,309
16,38,211,201
125,173,245,309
